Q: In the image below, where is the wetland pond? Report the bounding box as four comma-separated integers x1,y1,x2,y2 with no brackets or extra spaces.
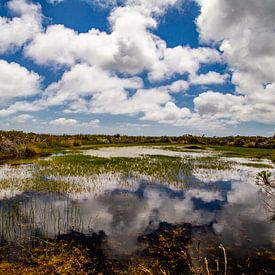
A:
0,146,274,273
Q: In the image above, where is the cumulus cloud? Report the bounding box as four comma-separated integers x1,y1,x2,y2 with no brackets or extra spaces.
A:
1,0,274,133
0,0,42,53
24,2,220,80
24,25,116,68
194,91,244,116
148,46,221,81
164,80,189,93
141,102,191,123
0,60,41,102
6,0,221,131
190,72,229,85
10,114,36,123
0,100,44,117
85,0,182,14
50,118,100,127
41,63,189,120
195,0,275,124
50,117,79,126
44,63,143,106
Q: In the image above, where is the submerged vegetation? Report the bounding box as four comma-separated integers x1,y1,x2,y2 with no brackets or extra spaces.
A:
37,154,194,183
0,138,274,273
257,170,275,220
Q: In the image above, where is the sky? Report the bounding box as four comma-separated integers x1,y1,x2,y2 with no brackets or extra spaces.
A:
0,0,274,136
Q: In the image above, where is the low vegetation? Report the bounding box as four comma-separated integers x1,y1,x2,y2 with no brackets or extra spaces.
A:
0,133,274,274
1,130,275,161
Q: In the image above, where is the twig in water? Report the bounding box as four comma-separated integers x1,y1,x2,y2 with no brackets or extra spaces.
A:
204,257,210,275
219,244,227,275
215,258,219,273
197,240,200,260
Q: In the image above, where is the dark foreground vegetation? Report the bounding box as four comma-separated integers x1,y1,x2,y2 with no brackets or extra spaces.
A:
0,223,273,274
1,130,275,161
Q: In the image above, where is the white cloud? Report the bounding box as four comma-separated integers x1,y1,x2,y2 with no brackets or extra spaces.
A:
50,117,78,126
46,0,64,4
195,0,275,124
194,91,245,118
190,72,229,85
122,123,151,128
44,63,143,106
25,25,116,68
0,100,44,117
149,46,221,81
88,87,172,115
166,80,189,93
193,91,275,125
0,0,42,53
50,118,100,127
0,60,41,102
83,0,121,9
42,63,190,122
141,102,191,123
10,114,36,123
125,0,181,15
85,0,182,14
3,0,274,133
89,119,101,127
24,2,220,80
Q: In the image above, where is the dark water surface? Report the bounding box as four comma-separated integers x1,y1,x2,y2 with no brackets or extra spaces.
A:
0,170,274,273
0,147,274,273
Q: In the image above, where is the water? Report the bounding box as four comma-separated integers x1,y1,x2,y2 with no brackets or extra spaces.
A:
0,147,274,273
83,146,215,158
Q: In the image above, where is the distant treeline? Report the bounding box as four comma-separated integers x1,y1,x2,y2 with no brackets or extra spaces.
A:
0,130,274,160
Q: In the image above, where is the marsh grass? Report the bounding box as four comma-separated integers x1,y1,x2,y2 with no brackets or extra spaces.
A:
240,162,274,169
0,240,90,274
0,195,89,244
0,150,267,197
191,156,234,170
0,147,274,274
210,145,275,161
35,154,194,187
0,223,225,275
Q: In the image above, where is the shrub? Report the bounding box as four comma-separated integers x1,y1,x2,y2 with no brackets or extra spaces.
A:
24,145,41,157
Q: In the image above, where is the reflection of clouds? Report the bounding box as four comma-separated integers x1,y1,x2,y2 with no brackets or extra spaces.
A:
186,189,224,203
0,164,32,199
0,182,216,254
143,187,215,225
83,146,214,158
212,180,274,252
48,172,140,200
0,149,274,257
193,164,275,251
194,164,275,184
0,175,274,256
0,164,32,180
0,189,23,199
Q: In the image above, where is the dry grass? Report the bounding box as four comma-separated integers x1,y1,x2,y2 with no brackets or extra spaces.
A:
0,241,90,274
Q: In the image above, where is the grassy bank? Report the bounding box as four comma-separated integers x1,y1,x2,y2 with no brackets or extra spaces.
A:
1,130,274,162
209,145,275,163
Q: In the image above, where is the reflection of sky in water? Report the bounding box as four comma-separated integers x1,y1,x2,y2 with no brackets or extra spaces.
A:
0,172,274,259
0,148,274,261
83,146,215,158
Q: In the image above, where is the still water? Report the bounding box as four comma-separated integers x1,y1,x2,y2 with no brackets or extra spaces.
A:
0,147,274,273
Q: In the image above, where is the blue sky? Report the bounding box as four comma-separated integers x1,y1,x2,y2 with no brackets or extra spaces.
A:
0,0,274,136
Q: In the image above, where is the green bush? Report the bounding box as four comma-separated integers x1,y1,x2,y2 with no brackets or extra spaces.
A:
24,145,41,157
